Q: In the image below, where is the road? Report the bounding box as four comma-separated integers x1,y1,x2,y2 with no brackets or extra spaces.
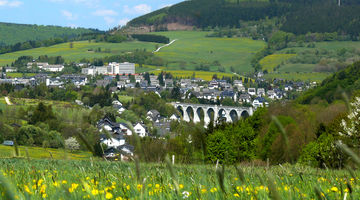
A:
5,97,12,105
153,39,178,53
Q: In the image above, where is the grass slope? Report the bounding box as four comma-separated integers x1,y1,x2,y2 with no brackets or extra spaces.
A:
0,22,97,46
0,145,91,160
260,54,296,72
153,31,265,73
0,40,159,66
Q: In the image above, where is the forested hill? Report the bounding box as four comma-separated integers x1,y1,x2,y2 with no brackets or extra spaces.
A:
298,61,360,104
0,22,100,46
127,0,360,37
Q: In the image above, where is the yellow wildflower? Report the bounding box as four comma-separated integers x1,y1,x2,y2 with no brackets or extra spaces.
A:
91,189,99,196
330,187,338,192
42,193,48,198
24,185,32,195
137,184,143,191
126,185,130,190
179,184,184,189
201,188,207,193
40,185,46,194
105,192,113,199
69,183,79,193
234,193,240,197
210,187,217,193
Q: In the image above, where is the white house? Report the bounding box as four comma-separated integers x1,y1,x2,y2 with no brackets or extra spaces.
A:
252,97,269,108
119,123,132,136
112,100,122,106
133,123,147,137
101,137,125,148
170,114,180,121
43,65,64,72
248,88,256,96
257,88,266,97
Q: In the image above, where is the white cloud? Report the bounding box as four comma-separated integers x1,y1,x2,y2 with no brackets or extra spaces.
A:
47,0,100,8
92,9,118,16
159,4,172,9
104,16,115,25
118,18,129,26
0,0,23,7
61,10,77,20
124,4,151,15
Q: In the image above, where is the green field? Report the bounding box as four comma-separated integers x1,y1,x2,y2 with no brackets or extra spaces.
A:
0,158,358,199
6,73,37,78
0,145,91,160
150,69,240,81
0,40,159,66
259,54,296,72
0,31,265,75
277,63,317,73
264,72,331,82
152,31,265,73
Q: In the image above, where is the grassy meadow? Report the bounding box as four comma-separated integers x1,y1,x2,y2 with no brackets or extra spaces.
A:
0,31,265,75
0,40,159,66
259,54,296,72
0,158,358,199
153,31,266,73
0,145,91,160
150,69,239,81
264,72,331,82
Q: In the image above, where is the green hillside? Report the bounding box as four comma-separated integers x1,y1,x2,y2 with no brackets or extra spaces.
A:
0,22,98,46
0,31,265,74
127,0,360,37
298,61,360,104
0,40,159,66
152,31,265,73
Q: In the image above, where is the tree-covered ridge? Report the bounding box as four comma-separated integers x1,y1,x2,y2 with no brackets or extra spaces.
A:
298,61,360,104
0,22,100,46
127,0,360,36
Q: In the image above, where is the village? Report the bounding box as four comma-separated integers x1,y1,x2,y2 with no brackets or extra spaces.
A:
1,61,317,160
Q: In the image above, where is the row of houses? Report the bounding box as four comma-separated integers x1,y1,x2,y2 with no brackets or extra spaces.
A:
27,62,64,72
82,62,135,76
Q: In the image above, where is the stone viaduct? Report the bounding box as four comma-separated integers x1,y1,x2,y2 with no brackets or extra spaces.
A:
172,103,253,125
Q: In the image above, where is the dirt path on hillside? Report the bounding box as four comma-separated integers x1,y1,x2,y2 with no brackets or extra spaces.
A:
5,97,12,105
153,39,178,53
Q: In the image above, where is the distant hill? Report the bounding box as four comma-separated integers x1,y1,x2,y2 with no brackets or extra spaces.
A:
126,0,360,37
298,61,360,104
0,22,100,46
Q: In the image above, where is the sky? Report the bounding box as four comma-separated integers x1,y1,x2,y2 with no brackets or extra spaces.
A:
0,0,183,30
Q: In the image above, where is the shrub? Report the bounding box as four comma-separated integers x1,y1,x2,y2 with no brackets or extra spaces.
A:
65,137,80,152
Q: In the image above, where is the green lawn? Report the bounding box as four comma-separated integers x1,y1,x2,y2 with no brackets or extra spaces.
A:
152,31,266,73
0,145,91,160
117,95,134,104
6,73,37,78
0,40,160,66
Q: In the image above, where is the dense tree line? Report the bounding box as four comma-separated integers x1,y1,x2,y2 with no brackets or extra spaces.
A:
128,0,360,37
0,22,100,46
131,34,170,44
298,61,360,104
85,50,165,67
